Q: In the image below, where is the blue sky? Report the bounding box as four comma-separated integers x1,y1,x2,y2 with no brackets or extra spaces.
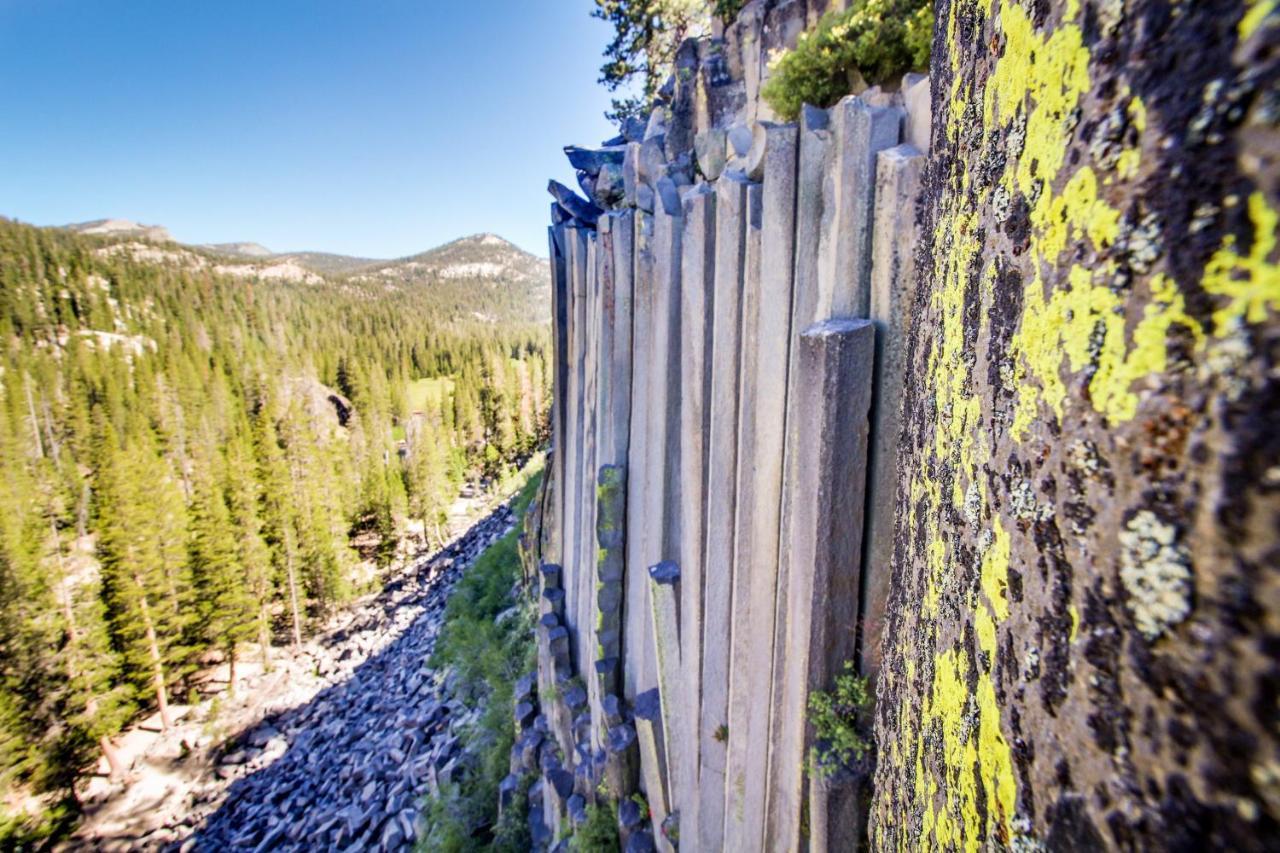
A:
0,1,622,258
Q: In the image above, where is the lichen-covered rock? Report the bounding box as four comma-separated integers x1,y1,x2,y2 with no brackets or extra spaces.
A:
872,0,1280,848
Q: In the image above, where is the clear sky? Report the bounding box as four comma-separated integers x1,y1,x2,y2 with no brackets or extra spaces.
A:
0,1,622,258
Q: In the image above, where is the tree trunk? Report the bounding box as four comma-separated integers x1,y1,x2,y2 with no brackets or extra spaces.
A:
24,376,44,458
871,1,1280,848
285,538,303,649
227,645,237,697
99,735,126,779
259,603,272,672
134,577,173,729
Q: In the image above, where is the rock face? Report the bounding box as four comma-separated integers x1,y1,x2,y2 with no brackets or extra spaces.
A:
545,89,909,853
871,0,1280,849
162,503,519,852
541,0,1277,849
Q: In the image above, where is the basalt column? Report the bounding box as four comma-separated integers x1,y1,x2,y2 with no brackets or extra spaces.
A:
860,142,924,679
723,121,797,852
624,212,657,702
695,173,754,853
675,182,716,839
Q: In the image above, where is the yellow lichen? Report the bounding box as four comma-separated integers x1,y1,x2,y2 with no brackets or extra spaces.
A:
1201,192,1280,335
980,518,1011,624
882,0,1279,845
1240,0,1277,39
1114,96,1146,180
918,643,1018,851
985,3,1091,197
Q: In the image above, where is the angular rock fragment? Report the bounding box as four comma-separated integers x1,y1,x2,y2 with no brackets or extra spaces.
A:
564,145,628,175
547,180,603,225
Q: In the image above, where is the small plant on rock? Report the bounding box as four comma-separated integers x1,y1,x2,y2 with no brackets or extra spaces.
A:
761,0,933,121
630,792,650,820
571,800,620,852
714,0,746,22
807,659,872,778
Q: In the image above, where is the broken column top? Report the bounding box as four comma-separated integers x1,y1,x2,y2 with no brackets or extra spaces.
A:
548,180,603,226
649,560,681,585
564,145,628,175
634,688,664,721
607,723,639,754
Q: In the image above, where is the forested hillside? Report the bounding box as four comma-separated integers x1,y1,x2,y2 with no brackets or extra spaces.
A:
0,218,550,834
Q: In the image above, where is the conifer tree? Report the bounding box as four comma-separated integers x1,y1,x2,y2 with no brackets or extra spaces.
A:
187,451,254,691
252,396,304,648
225,426,274,669
95,422,190,729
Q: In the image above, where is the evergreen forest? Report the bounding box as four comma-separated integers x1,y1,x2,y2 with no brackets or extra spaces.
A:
0,218,551,828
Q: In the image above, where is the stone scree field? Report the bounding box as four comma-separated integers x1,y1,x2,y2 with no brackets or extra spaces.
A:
84,501,518,852
190,503,516,851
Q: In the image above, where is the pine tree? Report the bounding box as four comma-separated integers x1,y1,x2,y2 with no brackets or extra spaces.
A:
225,427,274,670
252,395,304,648
187,449,254,692
95,422,191,729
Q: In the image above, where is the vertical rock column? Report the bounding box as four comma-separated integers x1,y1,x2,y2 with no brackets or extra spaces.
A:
724,121,797,852
639,188,683,847
623,212,655,702
763,102,833,849
584,228,608,753
696,172,754,853
592,212,635,749
562,227,587,671
676,181,716,839
816,97,902,318
646,189,684,572
859,143,924,679
548,219,570,565
603,211,636,468
594,465,626,693
578,234,600,695
776,319,877,853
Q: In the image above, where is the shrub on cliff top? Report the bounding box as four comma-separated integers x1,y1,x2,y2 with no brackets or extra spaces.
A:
761,0,933,121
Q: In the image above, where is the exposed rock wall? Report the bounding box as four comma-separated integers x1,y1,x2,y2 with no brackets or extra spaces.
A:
871,0,1280,848
530,3,934,844
530,0,1277,850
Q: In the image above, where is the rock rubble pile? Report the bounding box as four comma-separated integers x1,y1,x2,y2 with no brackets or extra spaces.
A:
184,503,517,852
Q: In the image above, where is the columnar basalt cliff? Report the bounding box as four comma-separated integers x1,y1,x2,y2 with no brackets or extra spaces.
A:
518,0,1279,849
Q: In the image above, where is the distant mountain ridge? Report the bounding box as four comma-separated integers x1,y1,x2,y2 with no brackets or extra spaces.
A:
66,218,172,242
60,219,546,282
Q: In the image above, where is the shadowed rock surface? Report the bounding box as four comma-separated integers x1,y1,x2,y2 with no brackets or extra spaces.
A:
171,502,518,852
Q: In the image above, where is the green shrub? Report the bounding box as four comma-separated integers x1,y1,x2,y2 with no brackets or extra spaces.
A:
419,466,543,852
570,800,620,853
807,660,872,778
761,0,933,121
714,0,746,22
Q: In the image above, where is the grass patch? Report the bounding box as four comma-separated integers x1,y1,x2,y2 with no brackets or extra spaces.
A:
407,376,455,417
418,461,542,852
